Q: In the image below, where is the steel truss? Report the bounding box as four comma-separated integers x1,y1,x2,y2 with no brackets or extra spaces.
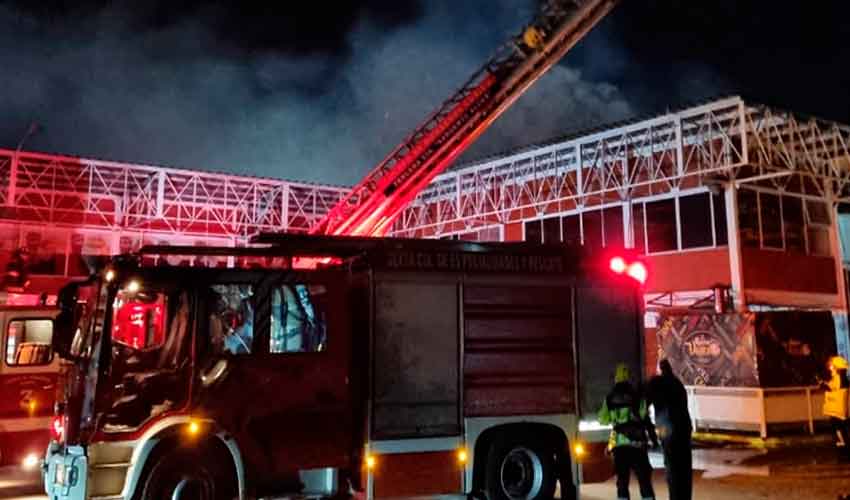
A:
1,96,847,244
394,96,850,236
0,150,349,239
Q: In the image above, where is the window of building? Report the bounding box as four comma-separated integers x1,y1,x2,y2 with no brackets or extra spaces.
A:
806,200,832,256
738,188,832,257
582,210,603,249
738,189,760,248
524,220,542,244
807,200,831,225
782,196,805,254
5,319,53,366
562,214,581,246
271,284,328,353
760,193,783,249
603,206,624,248
679,193,713,249
712,192,728,245
645,199,677,253
542,217,561,243
477,227,501,242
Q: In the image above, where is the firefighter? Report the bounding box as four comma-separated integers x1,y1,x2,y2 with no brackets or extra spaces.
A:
647,359,693,500
2,248,31,291
599,363,657,500
821,355,849,457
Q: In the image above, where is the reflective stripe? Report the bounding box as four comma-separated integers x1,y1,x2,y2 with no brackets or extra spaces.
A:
370,437,462,454
0,416,50,433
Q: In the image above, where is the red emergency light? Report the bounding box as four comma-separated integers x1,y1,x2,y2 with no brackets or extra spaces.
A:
609,256,648,285
50,415,65,442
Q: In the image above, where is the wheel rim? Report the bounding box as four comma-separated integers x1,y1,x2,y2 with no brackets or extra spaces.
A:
170,474,213,500
499,446,544,500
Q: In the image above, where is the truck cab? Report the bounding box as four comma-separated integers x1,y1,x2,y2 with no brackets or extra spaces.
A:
43,235,645,500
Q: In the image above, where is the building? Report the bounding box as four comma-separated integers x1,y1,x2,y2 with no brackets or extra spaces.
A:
394,96,850,385
2,95,849,388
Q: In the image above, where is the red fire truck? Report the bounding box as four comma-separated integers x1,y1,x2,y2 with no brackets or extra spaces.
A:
0,305,59,468
43,0,632,498
43,235,646,500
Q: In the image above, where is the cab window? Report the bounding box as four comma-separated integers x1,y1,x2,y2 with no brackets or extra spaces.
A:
6,319,53,366
209,284,255,355
270,283,327,353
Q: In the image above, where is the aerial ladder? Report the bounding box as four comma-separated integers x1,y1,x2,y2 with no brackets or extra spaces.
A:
309,0,620,238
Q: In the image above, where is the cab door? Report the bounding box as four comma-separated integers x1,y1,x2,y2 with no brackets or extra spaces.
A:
197,270,356,481
0,308,60,464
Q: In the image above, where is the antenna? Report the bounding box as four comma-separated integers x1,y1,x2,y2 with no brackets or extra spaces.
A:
15,122,40,153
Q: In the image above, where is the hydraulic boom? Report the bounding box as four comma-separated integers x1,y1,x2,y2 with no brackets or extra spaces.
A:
311,0,619,237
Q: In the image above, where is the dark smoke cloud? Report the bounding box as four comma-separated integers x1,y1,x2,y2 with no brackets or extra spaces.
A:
0,1,636,185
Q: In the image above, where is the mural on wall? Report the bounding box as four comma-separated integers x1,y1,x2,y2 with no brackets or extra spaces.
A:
657,310,839,387
656,312,759,387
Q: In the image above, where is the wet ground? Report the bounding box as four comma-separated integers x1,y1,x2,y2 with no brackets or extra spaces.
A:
6,446,849,499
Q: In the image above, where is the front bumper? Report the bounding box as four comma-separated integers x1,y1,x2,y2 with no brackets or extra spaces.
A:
44,443,88,500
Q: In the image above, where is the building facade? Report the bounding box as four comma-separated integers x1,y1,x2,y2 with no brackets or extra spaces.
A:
395,96,850,381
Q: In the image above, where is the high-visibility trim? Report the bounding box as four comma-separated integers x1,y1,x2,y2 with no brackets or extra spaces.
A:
0,415,51,433
369,436,462,454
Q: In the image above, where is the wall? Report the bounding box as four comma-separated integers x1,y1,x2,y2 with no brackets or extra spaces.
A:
741,248,837,295
644,248,731,294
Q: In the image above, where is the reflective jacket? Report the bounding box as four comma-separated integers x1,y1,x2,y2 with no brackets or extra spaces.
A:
598,381,654,450
823,371,849,419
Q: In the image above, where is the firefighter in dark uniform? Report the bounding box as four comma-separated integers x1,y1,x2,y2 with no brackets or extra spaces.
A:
647,359,693,500
598,363,657,500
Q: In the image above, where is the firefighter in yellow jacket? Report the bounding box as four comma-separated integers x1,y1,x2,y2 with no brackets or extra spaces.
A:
599,363,658,500
822,355,849,457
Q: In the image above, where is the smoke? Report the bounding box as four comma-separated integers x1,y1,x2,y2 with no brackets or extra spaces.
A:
0,0,634,185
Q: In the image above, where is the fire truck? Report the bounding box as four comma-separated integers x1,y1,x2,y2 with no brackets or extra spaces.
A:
44,235,646,500
0,305,60,469
42,0,633,498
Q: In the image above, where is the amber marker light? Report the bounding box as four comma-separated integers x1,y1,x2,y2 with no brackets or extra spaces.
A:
573,442,587,460
186,419,201,436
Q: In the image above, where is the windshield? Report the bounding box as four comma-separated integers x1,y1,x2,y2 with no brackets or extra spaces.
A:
102,280,192,431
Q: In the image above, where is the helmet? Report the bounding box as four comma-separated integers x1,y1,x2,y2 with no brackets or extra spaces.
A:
829,356,848,370
615,363,631,383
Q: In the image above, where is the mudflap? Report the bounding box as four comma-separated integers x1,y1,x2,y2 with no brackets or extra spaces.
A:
44,445,88,500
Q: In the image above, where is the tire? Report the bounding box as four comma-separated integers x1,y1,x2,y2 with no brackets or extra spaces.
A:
484,434,557,500
140,448,234,500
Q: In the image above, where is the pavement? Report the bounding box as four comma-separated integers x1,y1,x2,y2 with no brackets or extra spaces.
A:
0,466,42,500
3,439,848,500
692,430,835,450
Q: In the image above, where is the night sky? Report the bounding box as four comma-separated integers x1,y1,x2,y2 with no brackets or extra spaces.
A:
1,1,848,185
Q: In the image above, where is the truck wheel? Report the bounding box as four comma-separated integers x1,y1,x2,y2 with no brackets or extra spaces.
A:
141,449,233,500
484,435,556,500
